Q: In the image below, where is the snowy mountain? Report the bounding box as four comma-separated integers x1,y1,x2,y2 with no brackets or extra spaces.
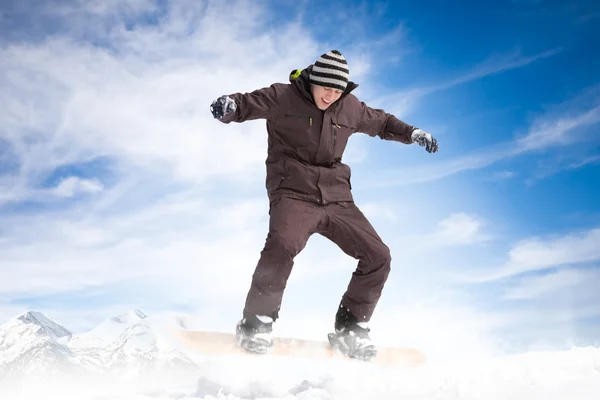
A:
17,311,72,341
0,311,78,380
96,311,199,375
0,309,201,387
68,308,148,348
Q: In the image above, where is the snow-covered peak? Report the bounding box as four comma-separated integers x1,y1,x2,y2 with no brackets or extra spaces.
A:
69,309,148,349
5,311,72,341
0,309,201,390
110,309,147,324
69,310,198,352
0,311,75,373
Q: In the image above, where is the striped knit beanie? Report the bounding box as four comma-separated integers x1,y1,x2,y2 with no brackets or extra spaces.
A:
309,50,349,91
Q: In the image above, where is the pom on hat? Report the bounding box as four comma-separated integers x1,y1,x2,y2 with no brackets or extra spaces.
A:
309,50,349,91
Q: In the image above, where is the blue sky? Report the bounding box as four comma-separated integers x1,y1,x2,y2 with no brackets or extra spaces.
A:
1,0,599,360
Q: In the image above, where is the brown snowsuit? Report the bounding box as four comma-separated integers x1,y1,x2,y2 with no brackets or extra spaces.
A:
219,65,415,323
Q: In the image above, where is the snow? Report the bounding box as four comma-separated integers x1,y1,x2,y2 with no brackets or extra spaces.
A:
17,311,72,341
69,309,147,348
1,310,599,400
0,311,74,369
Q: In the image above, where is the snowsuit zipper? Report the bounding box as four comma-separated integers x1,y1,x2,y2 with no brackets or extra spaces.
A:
333,123,339,162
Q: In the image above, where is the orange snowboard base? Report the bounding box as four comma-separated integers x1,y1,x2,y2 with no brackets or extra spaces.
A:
170,329,426,367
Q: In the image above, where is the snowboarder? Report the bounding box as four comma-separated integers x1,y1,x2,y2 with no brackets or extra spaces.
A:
210,50,439,360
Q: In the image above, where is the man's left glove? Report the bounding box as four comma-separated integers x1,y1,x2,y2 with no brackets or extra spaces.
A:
411,128,439,153
210,95,237,120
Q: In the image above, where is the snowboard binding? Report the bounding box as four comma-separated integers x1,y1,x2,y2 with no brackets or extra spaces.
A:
329,304,377,361
235,316,274,354
327,331,377,361
236,334,273,354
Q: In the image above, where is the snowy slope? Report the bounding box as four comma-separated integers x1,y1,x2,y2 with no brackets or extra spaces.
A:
5,342,600,400
0,311,78,380
17,311,72,341
1,310,599,399
187,346,600,400
97,312,200,376
68,309,148,348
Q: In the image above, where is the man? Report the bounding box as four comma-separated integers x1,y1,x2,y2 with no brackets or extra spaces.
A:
210,50,439,360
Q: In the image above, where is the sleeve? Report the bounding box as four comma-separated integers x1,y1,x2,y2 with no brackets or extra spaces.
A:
355,99,416,144
219,84,283,124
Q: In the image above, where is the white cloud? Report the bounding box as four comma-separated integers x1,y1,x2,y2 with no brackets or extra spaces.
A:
462,227,600,282
53,176,104,198
371,47,562,117
487,170,516,181
356,202,399,221
568,154,600,169
503,268,587,300
421,47,563,97
72,0,155,16
517,104,600,151
432,226,600,348
431,212,489,246
0,188,263,295
392,212,489,253
0,0,324,209
493,267,600,348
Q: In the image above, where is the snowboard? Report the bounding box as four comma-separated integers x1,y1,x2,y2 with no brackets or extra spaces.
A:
170,329,426,367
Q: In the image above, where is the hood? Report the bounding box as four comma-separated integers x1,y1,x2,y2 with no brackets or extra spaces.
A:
289,64,359,105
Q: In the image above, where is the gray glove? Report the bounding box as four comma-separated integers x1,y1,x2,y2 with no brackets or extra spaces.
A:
411,128,439,153
210,95,237,120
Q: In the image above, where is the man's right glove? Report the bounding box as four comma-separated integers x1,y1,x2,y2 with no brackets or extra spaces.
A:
210,95,237,120
411,128,439,153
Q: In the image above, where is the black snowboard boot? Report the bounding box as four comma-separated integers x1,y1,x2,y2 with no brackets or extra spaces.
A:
327,304,377,361
236,314,274,354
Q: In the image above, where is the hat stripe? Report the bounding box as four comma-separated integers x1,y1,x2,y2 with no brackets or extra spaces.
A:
312,65,349,79
310,73,348,84
315,57,348,71
309,76,347,91
311,75,348,87
321,53,347,65
313,61,349,74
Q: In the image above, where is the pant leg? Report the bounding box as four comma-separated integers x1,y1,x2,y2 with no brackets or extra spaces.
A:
322,201,392,322
243,197,326,320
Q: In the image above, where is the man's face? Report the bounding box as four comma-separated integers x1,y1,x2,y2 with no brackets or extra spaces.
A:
311,85,343,110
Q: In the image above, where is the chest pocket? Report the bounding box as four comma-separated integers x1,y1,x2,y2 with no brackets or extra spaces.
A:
276,113,315,151
331,118,356,161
